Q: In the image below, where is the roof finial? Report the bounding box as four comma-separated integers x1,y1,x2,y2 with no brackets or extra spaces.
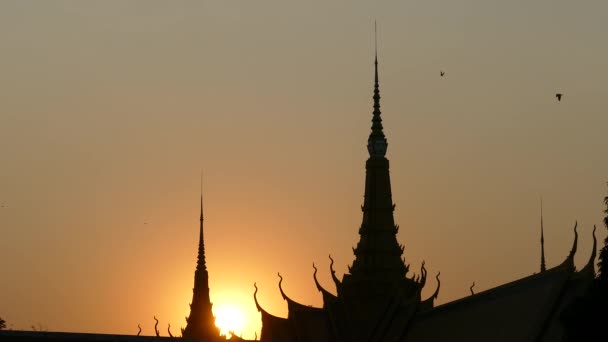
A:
540,197,546,272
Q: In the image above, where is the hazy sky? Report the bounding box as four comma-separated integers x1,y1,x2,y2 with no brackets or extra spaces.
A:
1,0,607,339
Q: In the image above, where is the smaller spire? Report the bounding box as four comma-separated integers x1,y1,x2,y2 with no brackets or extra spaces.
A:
540,197,546,272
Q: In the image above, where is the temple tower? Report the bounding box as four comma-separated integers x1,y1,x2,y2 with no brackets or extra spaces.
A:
340,38,416,302
183,194,220,341
329,32,426,342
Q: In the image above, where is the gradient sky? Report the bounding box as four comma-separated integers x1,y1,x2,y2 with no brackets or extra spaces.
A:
1,1,607,339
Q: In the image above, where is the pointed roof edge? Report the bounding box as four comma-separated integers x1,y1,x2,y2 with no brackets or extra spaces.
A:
418,224,582,316
418,261,428,289
428,271,441,300
418,272,441,312
253,282,285,320
559,221,578,269
277,273,321,311
329,254,342,294
312,262,337,300
578,225,597,276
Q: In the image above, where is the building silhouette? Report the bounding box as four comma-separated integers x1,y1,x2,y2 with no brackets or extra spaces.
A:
0,48,599,342
250,51,598,342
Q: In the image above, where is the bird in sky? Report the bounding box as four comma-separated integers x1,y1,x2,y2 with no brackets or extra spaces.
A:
556,93,563,101
440,70,445,77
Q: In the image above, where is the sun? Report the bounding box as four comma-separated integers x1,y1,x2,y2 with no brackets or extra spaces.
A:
214,303,246,338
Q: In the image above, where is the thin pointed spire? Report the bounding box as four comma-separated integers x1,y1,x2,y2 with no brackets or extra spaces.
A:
367,21,388,158
540,197,546,272
374,20,378,65
200,171,204,221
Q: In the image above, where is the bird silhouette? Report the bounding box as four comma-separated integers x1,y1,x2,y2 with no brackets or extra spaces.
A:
440,70,445,77
556,93,563,101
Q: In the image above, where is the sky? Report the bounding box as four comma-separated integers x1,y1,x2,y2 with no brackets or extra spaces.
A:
1,0,607,339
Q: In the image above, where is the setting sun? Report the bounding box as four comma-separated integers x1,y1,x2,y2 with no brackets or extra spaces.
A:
214,303,246,338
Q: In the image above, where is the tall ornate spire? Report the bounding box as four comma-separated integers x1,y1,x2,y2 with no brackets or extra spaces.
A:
341,26,419,304
367,21,388,158
540,198,546,272
183,177,219,341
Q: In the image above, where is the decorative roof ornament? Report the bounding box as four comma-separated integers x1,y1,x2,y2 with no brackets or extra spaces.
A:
312,262,337,308
329,255,342,294
253,282,287,323
580,225,597,275
278,272,287,300
418,272,441,312
566,221,579,267
431,272,441,300
419,261,428,288
253,282,262,312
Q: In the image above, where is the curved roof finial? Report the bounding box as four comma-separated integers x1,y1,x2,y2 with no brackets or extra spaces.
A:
277,272,288,300
253,282,261,311
580,225,597,275
329,254,342,290
312,262,322,290
419,261,427,287
431,272,441,299
253,282,282,319
312,262,338,305
470,282,475,295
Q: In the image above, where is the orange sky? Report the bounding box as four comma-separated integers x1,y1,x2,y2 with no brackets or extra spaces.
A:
1,1,607,340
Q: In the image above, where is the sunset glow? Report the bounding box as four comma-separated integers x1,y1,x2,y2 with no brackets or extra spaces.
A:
0,1,607,340
214,303,246,338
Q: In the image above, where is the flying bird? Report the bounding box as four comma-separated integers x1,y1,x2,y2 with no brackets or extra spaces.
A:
440,70,445,77
556,93,563,101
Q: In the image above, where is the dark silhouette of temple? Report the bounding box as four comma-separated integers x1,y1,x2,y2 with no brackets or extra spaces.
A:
0,45,600,342
249,50,599,342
